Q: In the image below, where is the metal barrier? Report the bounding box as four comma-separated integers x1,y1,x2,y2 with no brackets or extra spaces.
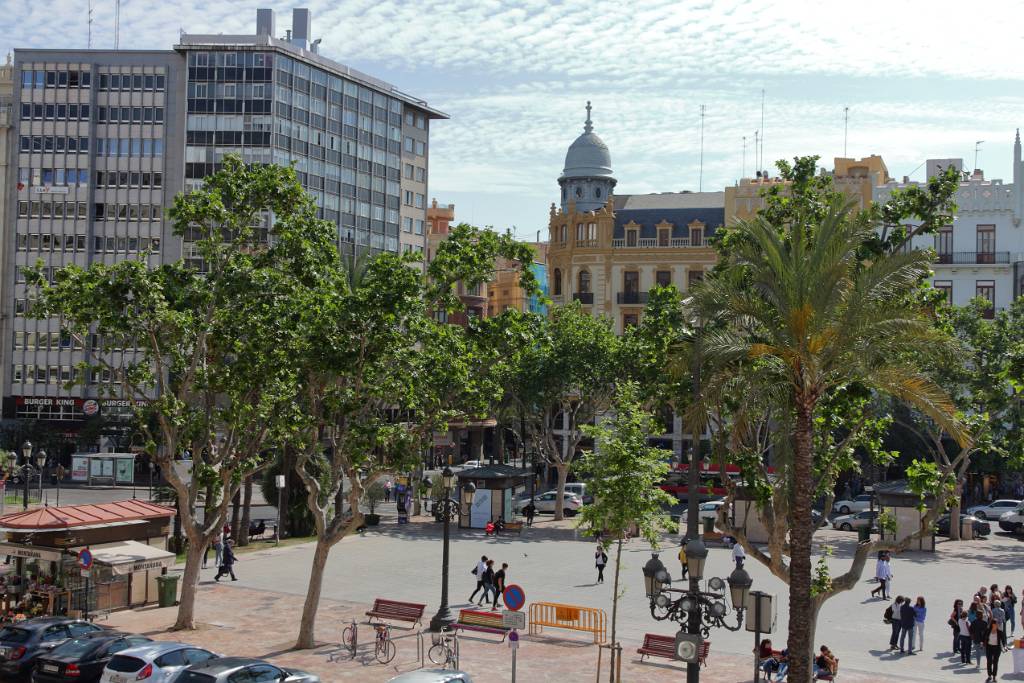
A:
528,601,607,643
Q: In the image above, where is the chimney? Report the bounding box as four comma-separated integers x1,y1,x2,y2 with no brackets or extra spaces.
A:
256,8,275,37
292,8,311,49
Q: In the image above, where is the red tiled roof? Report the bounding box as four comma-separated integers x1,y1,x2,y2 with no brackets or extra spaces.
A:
0,500,175,530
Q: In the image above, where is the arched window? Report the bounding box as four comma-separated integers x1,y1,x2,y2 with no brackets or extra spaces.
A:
553,268,562,295
578,270,591,293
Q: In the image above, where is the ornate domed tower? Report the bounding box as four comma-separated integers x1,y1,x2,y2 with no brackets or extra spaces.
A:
559,102,616,213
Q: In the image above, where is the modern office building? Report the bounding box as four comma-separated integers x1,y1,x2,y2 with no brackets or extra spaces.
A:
3,8,445,454
874,133,1024,313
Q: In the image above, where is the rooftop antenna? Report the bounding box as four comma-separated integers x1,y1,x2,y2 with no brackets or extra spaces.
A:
974,140,984,172
843,106,850,157
754,130,760,175
742,135,747,179
87,0,93,49
698,104,706,192
759,88,766,173
114,0,120,50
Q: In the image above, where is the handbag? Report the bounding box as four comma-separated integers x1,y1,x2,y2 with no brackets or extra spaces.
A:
947,617,957,628
883,605,894,624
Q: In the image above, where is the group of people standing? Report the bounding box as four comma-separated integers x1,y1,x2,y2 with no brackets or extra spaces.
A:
950,584,1018,681
468,555,508,610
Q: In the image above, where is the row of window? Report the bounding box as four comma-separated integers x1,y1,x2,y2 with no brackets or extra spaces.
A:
403,163,427,183
404,111,428,130
15,233,88,252
11,364,129,385
97,106,165,124
93,203,164,221
97,73,167,92
403,191,426,209
401,217,426,235
934,225,995,253
95,138,165,157
94,171,163,188
403,137,426,157
551,269,704,296
14,233,162,254
933,280,995,305
14,332,136,352
20,102,90,120
17,201,89,219
189,82,267,99
19,136,89,153
20,70,92,89
18,168,90,186
92,236,163,254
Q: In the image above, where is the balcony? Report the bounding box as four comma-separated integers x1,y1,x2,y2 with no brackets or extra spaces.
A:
572,292,594,304
935,251,1010,265
616,291,649,305
611,237,694,248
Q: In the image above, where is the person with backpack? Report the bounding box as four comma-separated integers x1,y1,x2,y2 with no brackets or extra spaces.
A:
594,545,608,583
886,596,904,651
468,555,488,602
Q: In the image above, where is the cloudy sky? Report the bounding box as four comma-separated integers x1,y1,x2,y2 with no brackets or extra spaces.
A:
5,0,1023,237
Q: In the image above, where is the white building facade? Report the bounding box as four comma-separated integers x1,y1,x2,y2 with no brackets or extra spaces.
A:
874,131,1024,314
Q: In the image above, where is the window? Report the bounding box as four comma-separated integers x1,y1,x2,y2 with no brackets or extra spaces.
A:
402,217,412,233
687,270,704,289
934,227,953,261
577,270,591,293
623,313,639,329
625,229,638,247
656,270,671,287
933,280,952,305
689,226,704,247
658,227,670,247
552,268,562,296
623,270,640,294
977,225,995,262
976,280,995,317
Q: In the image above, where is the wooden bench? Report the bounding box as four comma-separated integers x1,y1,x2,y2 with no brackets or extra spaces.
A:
452,608,510,642
500,521,524,535
365,598,425,627
637,634,710,666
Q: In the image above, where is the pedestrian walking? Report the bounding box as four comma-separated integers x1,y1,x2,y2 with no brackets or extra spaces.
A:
214,540,237,581
898,596,916,653
958,610,972,664
213,532,224,570
950,599,964,654
677,544,688,580
468,555,487,603
384,480,393,503
886,596,904,650
524,503,535,527
491,562,508,610
732,540,746,569
595,545,608,584
479,560,496,606
985,620,1002,681
871,553,891,599
971,605,989,666
1004,586,1017,636
991,599,1007,648
913,596,926,652
202,542,210,569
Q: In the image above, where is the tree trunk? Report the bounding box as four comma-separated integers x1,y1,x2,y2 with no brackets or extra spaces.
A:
230,488,241,540
295,537,332,649
172,539,207,630
238,476,253,547
949,483,963,541
787,401,816,683
609,538,623,682
553,463,569,521
495,425,505,466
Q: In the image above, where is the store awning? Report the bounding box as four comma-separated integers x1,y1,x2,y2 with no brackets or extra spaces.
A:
86,541,175,576
0,543,66,562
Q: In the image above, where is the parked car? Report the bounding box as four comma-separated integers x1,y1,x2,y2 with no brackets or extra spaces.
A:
966,499,1021,520
0,618,104,681
459,461,482,470
936,513,991,538
831,509,878,531
32,632,151,683
513,490,582,517
564,483,593,505
698,500,725,522
175,657,318,683
100,642,219,683
832,494,874,515
387,671,474,683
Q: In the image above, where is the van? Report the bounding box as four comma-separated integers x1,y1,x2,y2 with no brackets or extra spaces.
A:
998,502,1024,532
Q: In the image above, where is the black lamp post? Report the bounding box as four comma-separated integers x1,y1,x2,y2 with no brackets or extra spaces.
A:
642,545,752,682
429,467,461,631
19,441,44,511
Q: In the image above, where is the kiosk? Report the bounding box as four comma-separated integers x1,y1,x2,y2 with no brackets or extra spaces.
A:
456,464,531,529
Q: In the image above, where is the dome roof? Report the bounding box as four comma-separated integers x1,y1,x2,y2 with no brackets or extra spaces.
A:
561,102,613,180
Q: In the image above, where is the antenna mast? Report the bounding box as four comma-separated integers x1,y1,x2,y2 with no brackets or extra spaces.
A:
698,104,706,192
114,0,120,50
759,88,766,172
87,0,94,49
742,135,747,179
843,106,850,157
974,140,984,172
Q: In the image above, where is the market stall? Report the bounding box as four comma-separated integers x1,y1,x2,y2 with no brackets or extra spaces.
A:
0,500,175,619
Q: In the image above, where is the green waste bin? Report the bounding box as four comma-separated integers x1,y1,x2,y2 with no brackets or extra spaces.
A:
702,517,715,534
156,574,179,608
857,526,871,543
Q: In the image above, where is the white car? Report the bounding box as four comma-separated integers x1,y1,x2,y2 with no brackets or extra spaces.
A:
831,510,878,531
388,670,474,682
514,490,582,516
102,642,218,683
459,461,483,470
699,500,725,521
832,494,873,515
564,483,593,504
966,499,1021,520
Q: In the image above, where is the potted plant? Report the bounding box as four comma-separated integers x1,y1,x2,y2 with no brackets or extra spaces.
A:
363,482,386,526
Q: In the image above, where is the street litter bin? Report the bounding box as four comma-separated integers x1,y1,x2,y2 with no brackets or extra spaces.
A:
702,517,715,534
1012,641,1024,673
858,526,870,543
156,574,179,608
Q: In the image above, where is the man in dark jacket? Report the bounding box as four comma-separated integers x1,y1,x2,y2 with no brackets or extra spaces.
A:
215,540,238,581
898,596,917,652
888,596,904,650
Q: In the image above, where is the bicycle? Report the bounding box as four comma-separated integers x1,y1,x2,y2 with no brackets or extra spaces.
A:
373,623,396,664
329,619,358,661
428,627,458,669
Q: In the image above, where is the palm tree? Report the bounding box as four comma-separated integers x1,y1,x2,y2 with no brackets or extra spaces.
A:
694,196,966,682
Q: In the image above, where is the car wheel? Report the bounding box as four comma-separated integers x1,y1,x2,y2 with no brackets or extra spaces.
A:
839,505,850,514
974,511,987,519
840,523,852,531
564,508,577,518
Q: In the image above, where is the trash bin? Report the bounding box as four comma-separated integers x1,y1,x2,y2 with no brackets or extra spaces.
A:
1012,642,1024,673
702,517,715,534
858,526,871,543
156,574,179,608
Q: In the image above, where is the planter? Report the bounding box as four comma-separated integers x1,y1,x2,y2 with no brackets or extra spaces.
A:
363,513,381,526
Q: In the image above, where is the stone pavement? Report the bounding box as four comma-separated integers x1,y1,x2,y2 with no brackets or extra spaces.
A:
103,584,903,682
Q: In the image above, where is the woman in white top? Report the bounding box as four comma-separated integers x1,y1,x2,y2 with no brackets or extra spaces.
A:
957,612,972,665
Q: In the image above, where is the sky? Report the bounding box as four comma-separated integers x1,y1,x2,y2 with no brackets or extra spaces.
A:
4,0,1024,239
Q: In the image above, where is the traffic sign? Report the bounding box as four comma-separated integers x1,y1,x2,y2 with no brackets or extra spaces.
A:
77,548,93,569
502,610,526,630
503,584,526,611
508,628,520,649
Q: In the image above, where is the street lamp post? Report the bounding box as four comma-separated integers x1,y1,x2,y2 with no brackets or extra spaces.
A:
18,442,45,511
642,546,752,682
430,467,469,631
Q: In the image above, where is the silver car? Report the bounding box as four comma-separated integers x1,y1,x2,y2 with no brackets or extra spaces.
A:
388,670,474,682
101,641,218,683
176,657,319,683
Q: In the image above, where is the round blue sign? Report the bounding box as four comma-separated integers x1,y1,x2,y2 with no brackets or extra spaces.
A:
78,548,93,569
503,584,526,611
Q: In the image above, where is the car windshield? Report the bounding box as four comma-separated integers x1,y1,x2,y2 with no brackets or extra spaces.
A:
106,655,145,672
0,628,30,644
50,637,100,658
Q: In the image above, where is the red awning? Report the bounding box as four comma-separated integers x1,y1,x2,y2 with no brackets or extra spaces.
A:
0,500,174,531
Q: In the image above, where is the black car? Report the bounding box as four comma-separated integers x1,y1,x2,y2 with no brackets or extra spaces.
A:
936,513,991,537
32,632,151,683
0,618,104,681
176,656,319,683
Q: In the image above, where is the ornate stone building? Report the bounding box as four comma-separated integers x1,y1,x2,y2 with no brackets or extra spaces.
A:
547,103,723,334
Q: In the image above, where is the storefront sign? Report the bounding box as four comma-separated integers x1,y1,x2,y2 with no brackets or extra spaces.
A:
31,185,70,194
81,400,99,417
0,543,64,562
115,458,134,484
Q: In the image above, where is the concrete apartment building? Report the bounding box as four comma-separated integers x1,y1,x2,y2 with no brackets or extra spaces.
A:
874,133,1024,313
3,8,445,454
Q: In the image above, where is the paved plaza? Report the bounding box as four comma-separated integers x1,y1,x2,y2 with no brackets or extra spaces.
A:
110,508,1024,682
